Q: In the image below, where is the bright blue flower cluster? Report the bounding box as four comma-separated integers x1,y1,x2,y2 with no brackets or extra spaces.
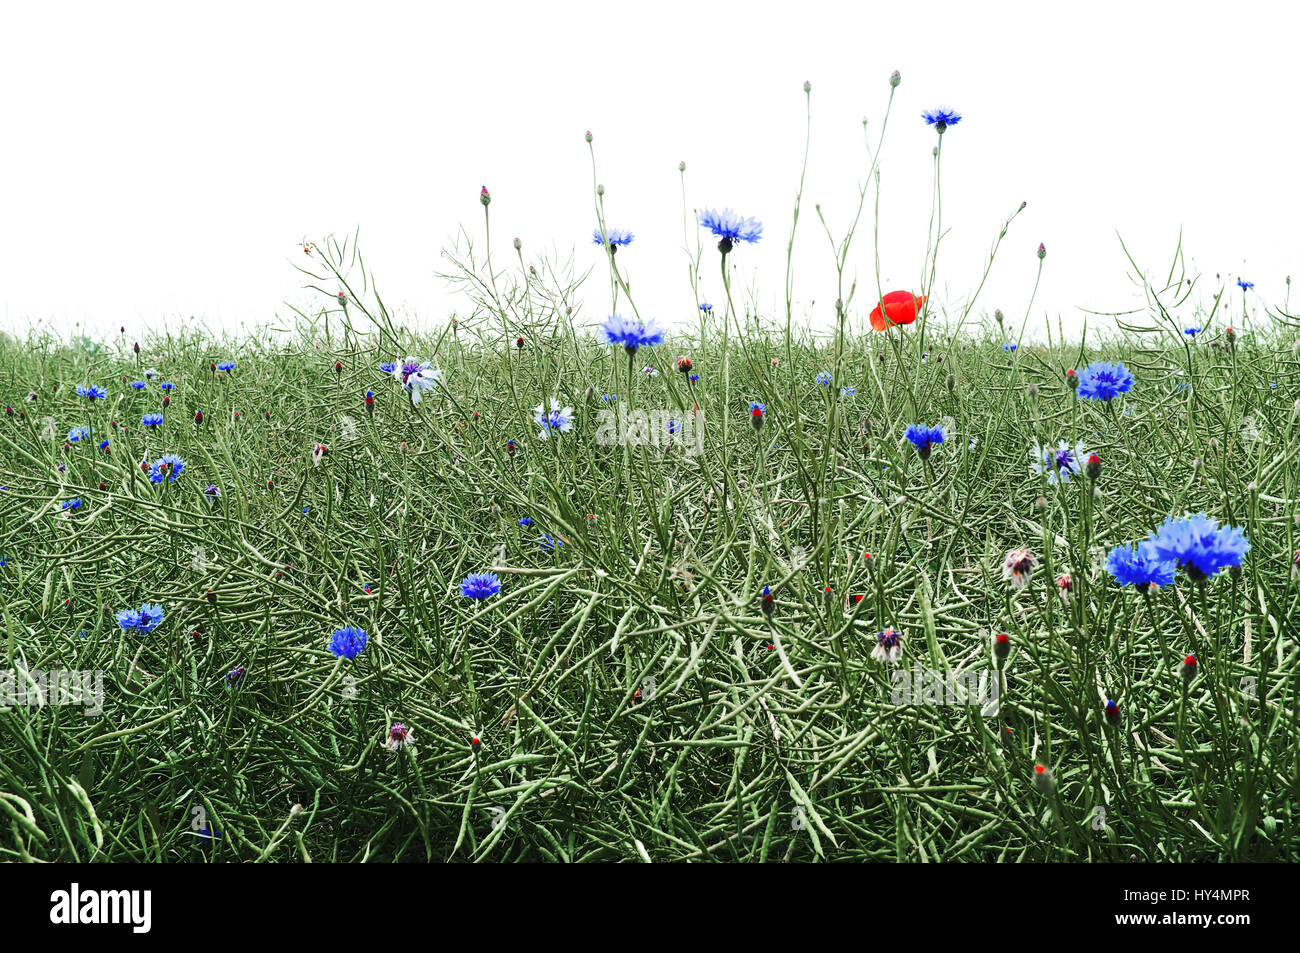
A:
697,209,763,249
1184,327,1201,336
592,227,635,248
327,626,367,659
601,314,665,353
1003,342,1017,352
1150,513,1250,581
1237,279,1253,290
1107,513,1248,588
1105,541,1177,591
1075,361,1134,401
129,380,147,390
922,108,962,130
142,413,164,428
217,361,236,372
68,427,90,443
61,498,82,511
147,453,185,484
380,362,396,374
815,371,833,387
460,572,502,600
904,424,945,456
118,602,165,633
76,385,107,400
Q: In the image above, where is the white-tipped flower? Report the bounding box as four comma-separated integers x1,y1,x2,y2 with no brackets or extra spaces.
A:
394,357,442,405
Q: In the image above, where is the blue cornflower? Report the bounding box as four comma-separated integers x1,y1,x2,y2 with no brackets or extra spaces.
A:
1075,361,1134,402
689,373,699,382
697,208,763,253
815,371,833,387
226,667,246,687
380,362,396,374
1148,513,1250,581
68,426,90,443
904,423,945,460
203,484,221,498
699,302,713,313
592,227,635,249
601,314,665,354
216,361,236,372
117,602,164,633
1237,279,1253,290
148,453,185,484
129,380,147,390
1030,440,1086,484
643,365,659,377
518,517,532,527
539,533,565,552
1106,541,1177,591
98,439,109,451
1003,342,1017,352
460,572,502,600
922,108,962,132
840,386,855,397
534,400,574,440
61,498,82,511
76,385,107,400
327,626,368,659
667,418,681,435
602,394,618,404
1184,327,1201,336
142,413,164,428
302,506,309,514
159,382,175,391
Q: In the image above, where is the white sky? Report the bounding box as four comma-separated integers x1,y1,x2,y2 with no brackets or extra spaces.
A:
2,0,1296,342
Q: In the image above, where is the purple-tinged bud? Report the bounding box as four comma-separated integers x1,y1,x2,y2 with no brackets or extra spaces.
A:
584,130,592,143
479,186,490,206
889,70,901,88
678,160,686,172
1037,243,1046,260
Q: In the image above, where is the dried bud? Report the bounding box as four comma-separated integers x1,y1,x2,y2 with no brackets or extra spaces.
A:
803,80,811,93
1034,496,1047,513
1026,382,1039,399
596,184,605,197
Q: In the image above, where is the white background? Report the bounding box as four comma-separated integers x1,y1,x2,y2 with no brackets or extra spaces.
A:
2,0,1296,342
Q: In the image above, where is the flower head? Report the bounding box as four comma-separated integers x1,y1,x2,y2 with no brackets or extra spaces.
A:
380,362,396,374
749,402,765,431
872,627,904,664
327,626,368,659
1184,327,1201,336
592,227,635,248
393,357,442,404
117,602,164,633
699,302,713,313
216,361,235,372
534,400,574,440
142,412,164,428
697,208,763,253
460,572,502,600
600,314,665,354
922,108,961,132
129,380,147,390
1030,440,1086,484
1002,547,1037,589
148,453,185,484
1237,279,1254,290
815,371,833,387
1075,361,1134,402
67,426,90,443
76,385,107,400
385,722,414,752
61,498,83,512
869,290,925,331
904,423,945,460
1148,513,1250,581
1106,540,1177,591
539,533,566,553
1003,342,1017,352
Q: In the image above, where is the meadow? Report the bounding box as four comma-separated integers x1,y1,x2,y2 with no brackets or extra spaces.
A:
1,81,1298,863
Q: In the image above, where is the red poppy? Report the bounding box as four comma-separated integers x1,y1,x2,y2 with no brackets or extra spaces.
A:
869,291,925,331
